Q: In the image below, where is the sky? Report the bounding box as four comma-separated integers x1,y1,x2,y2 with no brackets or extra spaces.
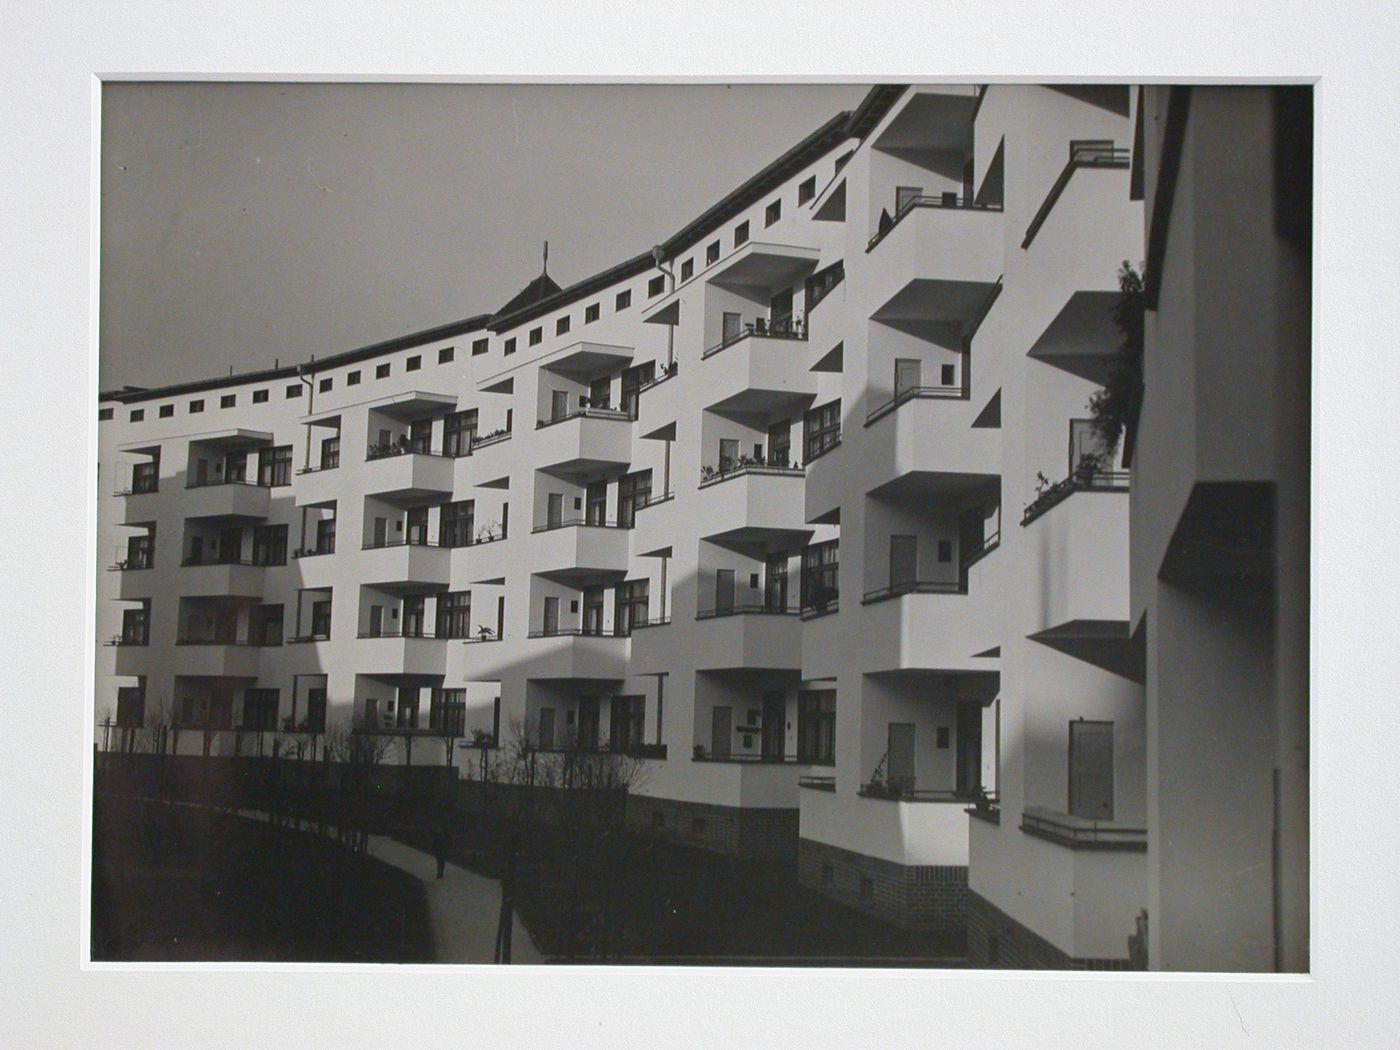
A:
100,82,872,391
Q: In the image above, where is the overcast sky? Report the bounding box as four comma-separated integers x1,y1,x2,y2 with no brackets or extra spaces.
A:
100,82,871,391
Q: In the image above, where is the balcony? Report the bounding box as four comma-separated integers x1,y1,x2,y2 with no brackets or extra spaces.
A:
799,777,972,868
690,604,802,672
630,490,676,557
695,463,808,546
803,436,843,524
634,363,681,437
1019,806,1146,852
684,750,818,808
111,639,154,677
117,485,162,525
360,540,452,592
362,446,456,502
624,615,674,675
521,628,629,680
533,408,634,474
353,632,449,676
172,639,266,678
529,520,631,582
699,319,816,414
293,462,342,507
861,390,999,497
177,557,269,598
181,479,271,522
1021,467,1129,527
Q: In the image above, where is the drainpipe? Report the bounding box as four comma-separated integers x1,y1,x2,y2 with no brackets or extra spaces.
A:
296,358,317,556
652,245,676,369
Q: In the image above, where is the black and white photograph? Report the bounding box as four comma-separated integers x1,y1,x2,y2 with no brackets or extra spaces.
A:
4,2,1398,1047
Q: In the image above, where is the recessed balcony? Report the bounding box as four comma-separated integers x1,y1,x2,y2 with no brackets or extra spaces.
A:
360,540,452,593
352,632,449,676
533,408,634,475
178,558,269,598
362,447,457,502
695,463,810,547
690,605,803,672
181,479,272,522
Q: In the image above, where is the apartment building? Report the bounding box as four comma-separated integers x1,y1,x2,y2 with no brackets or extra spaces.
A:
96,83,1307,966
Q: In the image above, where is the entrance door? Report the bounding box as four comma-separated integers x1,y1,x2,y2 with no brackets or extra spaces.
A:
721,311,742,346
761,692,785,760
714,569,735,615
711,706,732,758
547,492,564,528
894,358,921,397
538,707,556,749
1069,720,1115,820
955,703,983,798
887,723,916,790
889,534,918,591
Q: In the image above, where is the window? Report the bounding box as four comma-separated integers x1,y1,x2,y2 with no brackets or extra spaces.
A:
798,175,817,204
617,469,651,528
252,389,268,403
258,445,292,487
314,515,336,554
304,687,328,733
251,604,284,646
529,327,543,346
347,371,361,386
615,289,631,311
159,404,175,417
614,579,649,635
406,355,421,372
443,408,478,457
801,540,839,611
556,316,570,336
937,539,953,563
440,499,475,548
680,258,693,281
798,691,836,764
189,399,204,413
126,532,154,569
468,339,486,358
396,687,420,729
286,384,302,399
504,337,516,355
436,591,472,639
430,688,467,735
941,363,956,386
734,221,749,246
98,408,113,421
116,685,145,728
215,394,232,409
376,363,390,379
804,260,845,313
706,241,720,265
241,689,280,731
120,602,151,645
804,399,841,460
129,409,144,422
609,696,645,751
252,524,288,566
309,599,332,639
765,199,781,226
319,435,340,470
584,303,600,323
318,377,332,393
132,459,159,494
647,274,665,298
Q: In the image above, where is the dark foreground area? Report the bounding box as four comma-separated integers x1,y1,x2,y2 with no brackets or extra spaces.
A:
91,795,432,962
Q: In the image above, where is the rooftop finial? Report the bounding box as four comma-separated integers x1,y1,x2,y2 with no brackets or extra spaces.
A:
542,240,549,276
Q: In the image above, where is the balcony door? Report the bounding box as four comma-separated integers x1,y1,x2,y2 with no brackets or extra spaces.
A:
766,421,791,467
721,311,742,346
718,438,739,473
368,605,384,638
714,569,735,615
373,516,387,547
764,553,789,611
538,707,556,749
542,596,560,635
551,389,569,422
956,702,983,798
1068,720,1115,820
889,534,917,590
577,698,600,751
887,723,916,790
894,358,921,397
585,481,607,525
547,492,564,529
761,692,785,760
582,586,606,635
711,706,732,758
406,507,428,545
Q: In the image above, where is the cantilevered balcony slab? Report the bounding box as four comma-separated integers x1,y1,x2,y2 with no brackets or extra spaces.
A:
360,542,452,594
352,635,448,677
862,393,1000,500
686,755,817,809
533,411,634,476
801,786,972,868
290,549,338,589
362,451,456,503
116,569,156,602
690,610,802,672
1023,486,1130,633
634,370,681,438
699,331,818,415
626,619,675,676
293,465,342,507
118,489,162,526
173,642,264,679
803,444,844,524
521,632,629,680
529,523,631,585
542,340,634,378
695,467,811,549
630,493,677,559
177,561,267,599
112,644,155,678
1027,290,1123,384
704,240,822,297
182,481,271,522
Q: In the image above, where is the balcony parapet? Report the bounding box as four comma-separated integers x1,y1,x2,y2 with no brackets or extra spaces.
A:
1021,468,1129,527
699,462,803,489
867,194,1003,253
864,384,966,427
1019,805,1146,851
701,317,808,361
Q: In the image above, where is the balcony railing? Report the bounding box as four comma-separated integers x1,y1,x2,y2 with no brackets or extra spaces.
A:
799,597,839,621
467,428,512,451
691,750,809,765
287,632,330,644
365,441,450,461
291,543,336,558
108,557,154,571
531,517,632,534
633,491,675,512
864,384,966,427
798,774,837,792
462,629,503,644
1022,142,1131,249
636,362,679,394
174,636,273,647
527,626,630,639
699,461,804,489
1019,806,1147,851
356,629,447,641
858,782,981,803
536,406,635,429
695,603,800,620
362,537,444,550
861,578,963,605
185,476,270,490
628,615,672,630
180,555,262,567
866,193,1003,253
701,316,807,360
1021,467,1130,526
104,634,149,647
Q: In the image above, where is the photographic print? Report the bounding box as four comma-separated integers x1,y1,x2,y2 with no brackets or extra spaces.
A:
91,80,1311,972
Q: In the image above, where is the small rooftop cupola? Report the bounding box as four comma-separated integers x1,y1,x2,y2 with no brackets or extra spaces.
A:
494,241,562,319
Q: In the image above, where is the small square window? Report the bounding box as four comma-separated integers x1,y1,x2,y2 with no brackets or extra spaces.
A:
556,316,570,336
529,327,543,346
647,275,665,298
252,389,268,403
98,408,113,421
159,404,175,417
615,290,632,311
938,539,952,563
706,241,720,265
406,355,421,372
376,363,390,379
129,409,144,422
941,363,956,386
286,385,302,399
584,303,600,324
439,345,456,363
469,339,488,357
680,258,693,281
504,338,516,356
319,378,332,393
734,221,749,247
347,371,361,386
569,600,579,614
798,176,817,204
220,394,236,408
189,399,204,413
765,199,781,226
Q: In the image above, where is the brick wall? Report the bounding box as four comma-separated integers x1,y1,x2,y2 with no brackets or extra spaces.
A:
626,795,799,864
965,890,1137,970
797,837,967,932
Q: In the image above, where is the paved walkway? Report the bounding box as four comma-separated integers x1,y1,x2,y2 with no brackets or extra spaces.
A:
364,834,544,965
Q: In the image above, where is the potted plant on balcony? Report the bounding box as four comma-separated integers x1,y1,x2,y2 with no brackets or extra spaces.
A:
1087,261,1145,455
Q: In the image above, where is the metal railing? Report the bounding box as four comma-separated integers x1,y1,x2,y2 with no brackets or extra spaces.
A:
527,626,630,639
287,633,330,644
858,782,981,803
861,578,964,605
174,636,277,647
637,362,679,394
628,615,672,631
365,441,450,461
185,476,271,490
104,635,149,647
291,544,335,558
468,429,512,450
356,629,447,641
695,603,800,620
1019,807,1147,851
1022,143,1131,249
531,516,632,533
691,751,808,764
633,490,675,512
179,555,263,568
701,317,808,360
1021,468,1130,526
361,536,446,550
798,774,837,792
799,598,839,621
699,461,804,488
864,384,966,427
866,193,1003,252
535,406,635,429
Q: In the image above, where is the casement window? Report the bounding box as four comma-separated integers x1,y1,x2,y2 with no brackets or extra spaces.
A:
619,361,654,417
734,221,749,247
128,408,144,422
430,688,467,735
443,408,478,457
98,408,114,421
647,274,665,298
797,691,836,764
613,579,649,636
376,363,390,379
582,586,606,635
286,384,302,399
309,599,332,639
132,457,159,494
121,602,151,645
126,532,154,569
467,339,485,358
803,399,841,461
159,404,175,417
396,687,420,729
319,435,340,470
314,515,337,554
504,338,516,355
556,316,571,336
252,389,268,403
706,241,720,265
803,260,845,313
617,468,652,527
402,595,428,637
406,355,421,372
529,327,543,346
116,685,146,729
609,695,645,751
798,175,817,204
189,399,204,413
258,445,292,487
615,289,631,311
765,199,781,226
436,591,472,639
347,371,361,386
319,378,332,393
241,689,280,731
250,605,284,646
800,540,839,610
252,524,288,566
584,303,600,323
304,688,328,733
588,376,611,410
680,258,693,282
439,499,475,548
